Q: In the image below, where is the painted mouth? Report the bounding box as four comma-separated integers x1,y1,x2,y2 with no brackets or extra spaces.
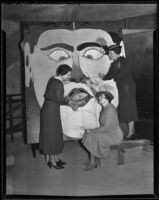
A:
67,87,93,108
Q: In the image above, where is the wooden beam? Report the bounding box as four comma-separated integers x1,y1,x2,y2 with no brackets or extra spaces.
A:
127,14,157,29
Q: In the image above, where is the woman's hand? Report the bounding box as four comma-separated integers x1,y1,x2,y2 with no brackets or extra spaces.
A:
85,80,92,88
68,100,78,111
68,100,74,107
65,96,71,102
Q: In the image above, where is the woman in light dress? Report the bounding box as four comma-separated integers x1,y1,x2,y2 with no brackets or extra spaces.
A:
82,91,124,171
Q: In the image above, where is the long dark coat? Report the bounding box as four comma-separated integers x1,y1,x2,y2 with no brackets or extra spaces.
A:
103,57,138,123
39,77,68,155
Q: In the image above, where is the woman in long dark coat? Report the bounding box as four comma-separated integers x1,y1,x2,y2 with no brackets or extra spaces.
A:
39,64,72,169
103,45,138,139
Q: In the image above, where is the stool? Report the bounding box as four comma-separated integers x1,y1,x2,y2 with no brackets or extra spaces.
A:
100,143,125,168
100,140,149,168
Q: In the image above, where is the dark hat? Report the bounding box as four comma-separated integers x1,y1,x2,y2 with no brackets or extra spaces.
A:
108,31,122,45
96,91,114,102
103,44,122,55
108,44,122,51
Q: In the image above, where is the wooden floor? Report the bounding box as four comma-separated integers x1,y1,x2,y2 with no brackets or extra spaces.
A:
6,134,153,196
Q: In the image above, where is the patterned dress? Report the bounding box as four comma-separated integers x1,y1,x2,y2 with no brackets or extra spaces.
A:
82,103,123,158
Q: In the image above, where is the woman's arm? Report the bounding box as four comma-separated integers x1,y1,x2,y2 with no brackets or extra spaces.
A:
55,82,68,105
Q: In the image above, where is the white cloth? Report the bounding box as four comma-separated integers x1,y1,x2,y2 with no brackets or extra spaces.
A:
61,98,101,139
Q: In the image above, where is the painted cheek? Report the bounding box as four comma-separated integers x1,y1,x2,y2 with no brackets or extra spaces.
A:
79,55,111,77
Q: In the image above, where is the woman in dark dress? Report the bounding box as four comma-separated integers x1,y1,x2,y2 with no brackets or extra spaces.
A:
39,64,72,169
103,45,138,139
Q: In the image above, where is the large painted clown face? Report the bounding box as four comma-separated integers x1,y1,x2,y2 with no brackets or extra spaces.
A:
24,29,119,141
25,29,116,106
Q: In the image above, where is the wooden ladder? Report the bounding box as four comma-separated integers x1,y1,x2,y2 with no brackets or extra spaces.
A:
6,93,27,143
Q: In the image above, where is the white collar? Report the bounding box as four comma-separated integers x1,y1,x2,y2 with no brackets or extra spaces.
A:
54,76,62,82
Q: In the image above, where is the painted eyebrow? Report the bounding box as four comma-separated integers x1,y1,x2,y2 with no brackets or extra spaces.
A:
77,42,103,51
41,43,74,52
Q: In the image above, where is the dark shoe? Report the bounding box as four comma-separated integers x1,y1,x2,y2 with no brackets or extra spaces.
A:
47,161,64,169
83,159,90,166
56,159,66,166
125,132,137,141
44,154,49,163
95,157,101,168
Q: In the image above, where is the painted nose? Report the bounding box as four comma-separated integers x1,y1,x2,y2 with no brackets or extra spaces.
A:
71,52,85,82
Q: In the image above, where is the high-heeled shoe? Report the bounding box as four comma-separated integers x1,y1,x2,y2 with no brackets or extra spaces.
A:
125,132,137,141
83,163,98,171
47,161,64,169
45,154,49,163
95,157,101,168
83,159,90,166
56,159,66,166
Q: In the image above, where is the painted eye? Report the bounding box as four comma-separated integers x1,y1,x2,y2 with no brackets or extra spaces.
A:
83,48,105,60
48,50,70,62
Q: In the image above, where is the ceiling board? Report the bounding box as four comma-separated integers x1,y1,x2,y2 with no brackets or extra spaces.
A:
2,4,157,22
